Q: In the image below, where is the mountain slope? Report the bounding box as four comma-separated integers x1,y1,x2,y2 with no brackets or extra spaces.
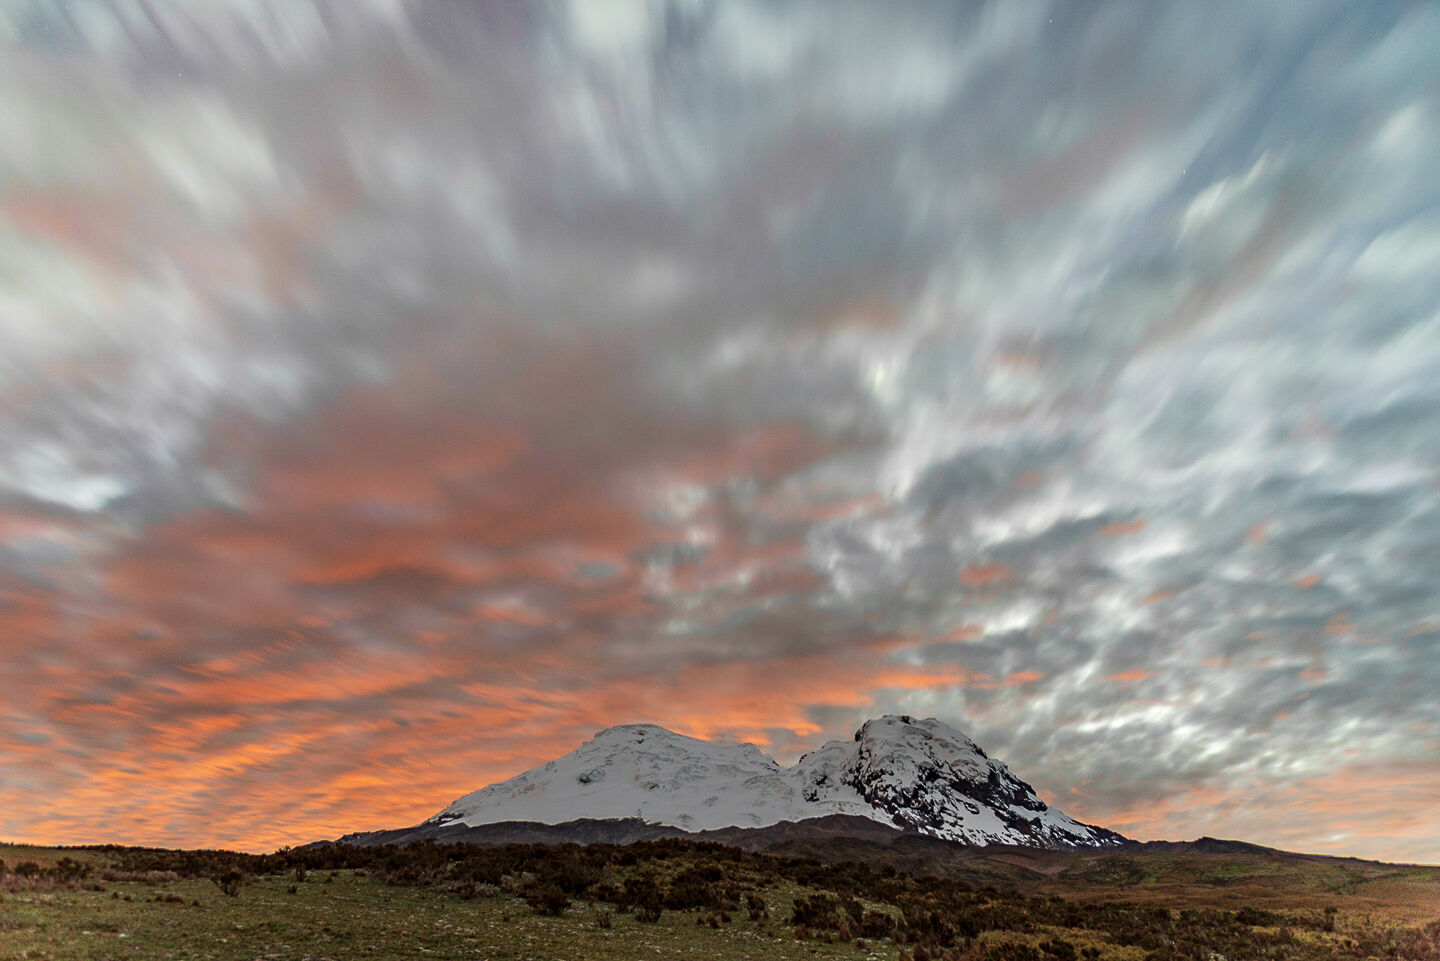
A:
426,723,852,832
419,715,1124,849
796,716,1123,847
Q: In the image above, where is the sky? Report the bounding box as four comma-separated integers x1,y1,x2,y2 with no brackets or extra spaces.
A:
1,0,1437,862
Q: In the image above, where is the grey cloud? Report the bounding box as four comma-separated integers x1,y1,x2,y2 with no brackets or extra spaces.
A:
1,0,1437,859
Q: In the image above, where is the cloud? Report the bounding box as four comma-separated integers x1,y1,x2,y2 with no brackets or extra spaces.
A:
0,0,1437,862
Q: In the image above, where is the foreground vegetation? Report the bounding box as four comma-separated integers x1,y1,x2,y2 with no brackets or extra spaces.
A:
2,838,1437,960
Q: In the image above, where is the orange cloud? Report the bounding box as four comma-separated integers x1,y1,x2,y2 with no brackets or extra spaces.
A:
1088,763,1440,872
1100,518,1147,536
0,606,1050,853
1325,613,1355,635
959,564,1014,586
0,368,940,853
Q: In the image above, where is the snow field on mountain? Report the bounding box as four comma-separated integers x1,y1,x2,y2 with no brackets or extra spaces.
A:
428,715,1123,848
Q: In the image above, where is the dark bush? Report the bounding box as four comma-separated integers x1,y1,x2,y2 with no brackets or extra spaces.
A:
665,864,732,910
54,858,91,882
445,879,480,900
985,943,1042,961
524,882,570,916
901,906,959,949
625,875,663,923
213,870,244,897
589,880,624,904
792,893,844,930
1041,938,1078,961
860,910,897,939
536,851,602,896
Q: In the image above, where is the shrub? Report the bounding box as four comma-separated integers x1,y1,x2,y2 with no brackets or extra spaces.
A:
524,882,570,916
666,865,724,910
445,879,480,900
589,880,624,904
625,875,663,923
901,905,967,949
55,858,91,883
860,910,897,939
213,870,244,897
792,893,843,930
538,852,602,895
1041,938,1078,961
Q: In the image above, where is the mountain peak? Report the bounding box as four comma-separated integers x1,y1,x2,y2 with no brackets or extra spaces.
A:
854,715,987,755
585,724,774,762
589,722,686,742
425,716,1125,848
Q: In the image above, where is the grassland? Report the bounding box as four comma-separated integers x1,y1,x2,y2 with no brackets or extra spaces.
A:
1,839,1437,961
0,856,858,960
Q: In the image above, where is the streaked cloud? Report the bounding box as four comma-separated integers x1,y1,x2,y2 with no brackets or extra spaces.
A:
1,0,1437,861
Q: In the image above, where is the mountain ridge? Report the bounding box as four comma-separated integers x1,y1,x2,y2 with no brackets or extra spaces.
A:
369,714,1125,850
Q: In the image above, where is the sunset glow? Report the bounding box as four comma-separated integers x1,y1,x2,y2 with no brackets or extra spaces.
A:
2,1,1438,863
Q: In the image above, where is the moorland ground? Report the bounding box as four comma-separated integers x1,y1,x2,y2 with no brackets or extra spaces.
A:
2,838,1438,961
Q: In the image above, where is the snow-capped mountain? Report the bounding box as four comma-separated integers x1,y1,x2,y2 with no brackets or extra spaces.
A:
423,715,1125,848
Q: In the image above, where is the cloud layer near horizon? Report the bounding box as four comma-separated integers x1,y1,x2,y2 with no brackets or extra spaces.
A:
2,0,1437,860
